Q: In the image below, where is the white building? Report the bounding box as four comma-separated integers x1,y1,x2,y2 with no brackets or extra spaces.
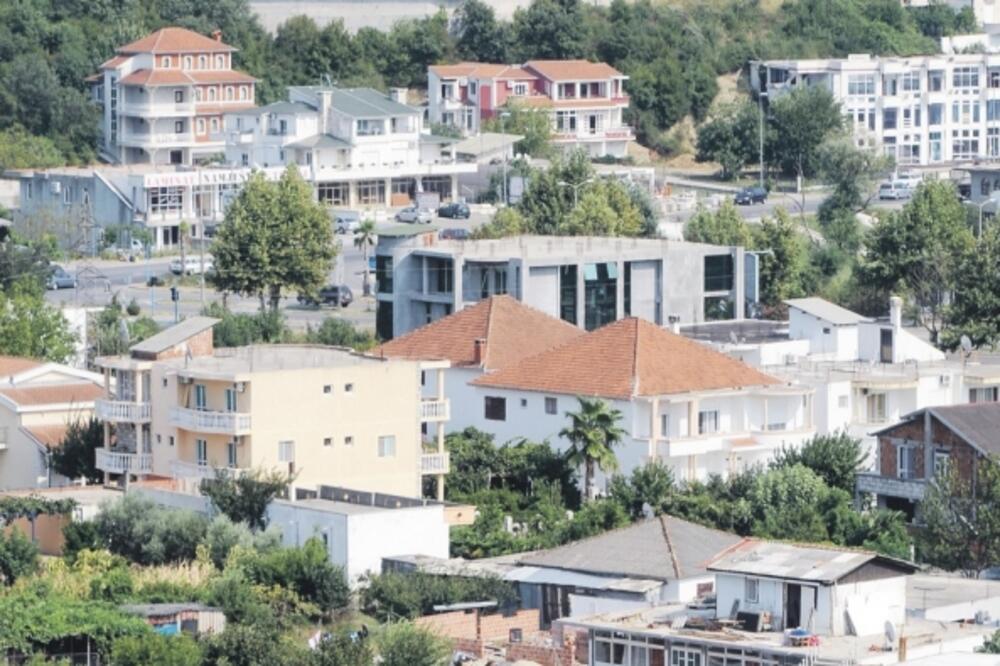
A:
224,86,477,207
751,52,1000,166
903,0,1000,26
86,27,256,166
428,60,632,157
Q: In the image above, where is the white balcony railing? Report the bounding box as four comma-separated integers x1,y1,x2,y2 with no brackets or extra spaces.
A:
95,398,151,423
95,447,153,475
420,399,450,422
421,451,450,474
169,406,252,435
170,459,249,481
120,131,194,147
121,100,195,116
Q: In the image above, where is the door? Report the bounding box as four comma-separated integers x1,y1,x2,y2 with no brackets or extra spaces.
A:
194,384,207,411
589,114,598,134
786,583,802,629
169,150,183,164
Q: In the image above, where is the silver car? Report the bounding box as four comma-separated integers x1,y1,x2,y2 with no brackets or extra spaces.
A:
395,206,434,224
47,265,77,290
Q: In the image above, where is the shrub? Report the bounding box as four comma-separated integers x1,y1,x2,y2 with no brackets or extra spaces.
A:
239,538,349,612
111,632,202,666
125,298,140,316
0,529,39,585
63,520,102,561
360,571,517,622
92,496,208,565
377,622,450,666
203,515,281,568
89,567,134,603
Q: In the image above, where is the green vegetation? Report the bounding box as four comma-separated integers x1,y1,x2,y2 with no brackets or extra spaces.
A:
360,571,517,622
200,468,292,532
88,298,160,361
202,303,377,349
0,281,77,363
51,417,104,485
561,397,626,502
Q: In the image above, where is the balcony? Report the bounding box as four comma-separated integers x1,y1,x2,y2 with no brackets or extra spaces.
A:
121,100,195,116
95,447,153,475
856,471,927,501
420,399,450,422
95,398,151,424
119,131,194,147
169,406,252,435
170,459,250,481
421,451,450,474
551,126,634,142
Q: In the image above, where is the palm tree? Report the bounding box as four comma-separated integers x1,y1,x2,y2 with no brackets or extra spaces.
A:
354,219,377,296
560,397,626,502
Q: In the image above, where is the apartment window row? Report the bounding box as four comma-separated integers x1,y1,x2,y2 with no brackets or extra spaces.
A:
193,86,250,103
193,438,239,469
149,186,183,215
484,396,560,420
160,54,228,70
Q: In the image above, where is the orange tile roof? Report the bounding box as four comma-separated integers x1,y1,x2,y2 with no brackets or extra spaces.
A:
374,295,584,371
21,424,69,450
0,356,42,377
84,73,102,83
0,383,103,408
100,55,130,69
120,69,255,87
525,59,625,81
472,318,781,400
430,62,512,78
118,27,236,54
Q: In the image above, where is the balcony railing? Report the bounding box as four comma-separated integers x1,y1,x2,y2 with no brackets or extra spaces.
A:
169,406,252,435
420,399,450,422
95,447,153,475
856,471,927,502
95,398,151,423
421,452,450,474
170,459,249,481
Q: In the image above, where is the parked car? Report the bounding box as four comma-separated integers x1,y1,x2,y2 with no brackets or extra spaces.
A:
438,202,471,219
878,181,914,200
734,186,768,205
395,207,434,224
170,255,215,275
297,284,353,307
332,210,362,234
439,228,470,241
46,265,76,290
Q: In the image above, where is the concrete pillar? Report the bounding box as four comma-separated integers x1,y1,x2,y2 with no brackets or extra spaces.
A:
762,397,768,432
734,250,746,320
688,399,699,437
347,181,357,208
384,177,392,207
436,474,445,501
450,175,458,202
648,397,659,459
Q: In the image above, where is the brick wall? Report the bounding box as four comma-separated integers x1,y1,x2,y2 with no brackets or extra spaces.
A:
478,608,540,641
414,608,542,656
507,633,577,666
154,328,214,361
414,609,477,640
877,415,980,485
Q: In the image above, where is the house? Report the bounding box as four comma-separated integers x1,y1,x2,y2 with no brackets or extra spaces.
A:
0,357,105,490
92,317,452,499
86,27,256,166
751,52,1000,167
374,231,760,340
856,403,1000,520
468,317,814,483
224,85,477,208
120,603,225,636
428,60,632,157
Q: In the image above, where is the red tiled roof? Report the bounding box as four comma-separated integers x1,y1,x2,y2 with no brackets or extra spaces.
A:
22,424,69,450
100,55,130,69
472,318,781,400
374,295,584,371
525,59,625,81
84,73,102,83
118,27,236,54
0,383,104,408
0,357,42,377
120,69,255,87
430,62,512,78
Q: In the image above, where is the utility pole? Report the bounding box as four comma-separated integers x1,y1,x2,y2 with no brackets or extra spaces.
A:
500,111,511,205
758,90,768,189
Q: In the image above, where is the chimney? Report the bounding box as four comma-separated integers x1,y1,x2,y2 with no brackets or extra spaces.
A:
473,338,487,366
388,87,408,104
211,29,223,42
889,295,902,330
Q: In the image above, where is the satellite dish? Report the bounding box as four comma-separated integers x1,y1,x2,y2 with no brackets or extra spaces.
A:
961,335,973,354
641,502,655,520
885,621,897,646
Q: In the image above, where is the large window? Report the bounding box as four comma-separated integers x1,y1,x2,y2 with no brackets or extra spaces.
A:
356,119,384,136
356,180,385,205
989,101,1000,122
929,131,943,162
196,439,207,466
484,396,506,421
866,392,887,423
555,111,577,133
929,70,944,91
584,262,617,331
882,108,897,130
318,181,349,206
704,296,734,321
952,129,980,160
953,66,980,89
698,410,719,435
670,648,701,666
377,435,396,457
745,577,760,603
427,256,453,294
928,103,943,126
557,82,576,99
376,301,393,340
847,74,875,96
149,187,183,215
897,444,917,480
703,255,734,292
560,265,577,325
375,255,393,294
901,71,920,92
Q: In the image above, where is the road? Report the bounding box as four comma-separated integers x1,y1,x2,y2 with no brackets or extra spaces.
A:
670,189,909,224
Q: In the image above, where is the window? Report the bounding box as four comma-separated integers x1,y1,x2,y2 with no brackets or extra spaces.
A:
520,398,527,408
698,410,719,435
558,82,576,98
63,185,72,204
559,265,577,325
225,86,234,101
344,383,354,393
704,255,734,292
952,129,980,160
866,392,887,423
847,74,874,96
211,117,219,132
440,83,454,100
356,119,384,136
545,397,558,415
427,257,454,294
970,387,999,402
194,384,207,410
929,70,944,92
319,182,349,206
169,435,175,447
901,71,920,92
208,87,217,101
198,55,207,69
484,396,507,421
216,55,225,69
670,648,700,666
196,439,207,466
660,413,670,437
513,82,528,96
469,81,478,95
196,118,206,133
225,388,237,412
929,131,943,162
704,296,734,321
953,66,980,89
883,107,897,130
584,262,617,331
174,120,184,134
324,437,332,447
378,435,396,457
240,86,248,100
745,577,760,603
344,436,354,446
278,441,295,463
928,103,943,126
25,183,32,200
555,111,577,133
174,89,184,103
897,444,917,480
161,56,172,68
227,441,237,468
323,385,332,394
356,179,385,205
376,255,394,294
933,450,950,478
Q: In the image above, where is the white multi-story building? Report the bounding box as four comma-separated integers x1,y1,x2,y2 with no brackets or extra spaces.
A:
428,60,632,157
751,52,1000,166
86,27,256,166
224,86,477,207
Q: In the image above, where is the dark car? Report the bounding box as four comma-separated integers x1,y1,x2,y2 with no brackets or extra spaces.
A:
297,284,353,307
439,228,470,241
46,265,77,290
734,186,768,205
438,202,471,219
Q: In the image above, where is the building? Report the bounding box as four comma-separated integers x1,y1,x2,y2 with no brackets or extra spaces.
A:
374,231,760,341
856,403,1000,520
750,52,1000,166
428,60,632,157
120,603,225,636
902,0,1000,26
0,357,105,490
86,27,256,165
92,317,452,499
224,86,477,207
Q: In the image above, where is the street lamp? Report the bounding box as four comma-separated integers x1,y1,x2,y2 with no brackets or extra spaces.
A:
557,178,595,207
499,111,512,205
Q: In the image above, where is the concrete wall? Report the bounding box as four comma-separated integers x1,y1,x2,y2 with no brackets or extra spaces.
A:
835,576,907,637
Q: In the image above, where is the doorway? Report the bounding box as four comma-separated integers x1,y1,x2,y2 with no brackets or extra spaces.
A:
169,149,183,164
785,583,802,629
880,328,893,363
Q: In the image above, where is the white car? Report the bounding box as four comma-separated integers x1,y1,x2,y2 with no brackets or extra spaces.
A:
395,207,434,224
170,255,215,275
333,210,361,234
878,182,914,201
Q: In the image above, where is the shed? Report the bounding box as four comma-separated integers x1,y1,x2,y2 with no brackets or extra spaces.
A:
119,603,226,636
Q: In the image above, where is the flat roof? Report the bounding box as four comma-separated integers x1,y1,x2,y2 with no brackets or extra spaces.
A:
708,540,917,584
453,132,524,156
681,319,790,345
167,344,390,379
906,574,1000,612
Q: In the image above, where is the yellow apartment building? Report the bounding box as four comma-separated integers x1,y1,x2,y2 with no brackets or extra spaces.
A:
95,318,450,499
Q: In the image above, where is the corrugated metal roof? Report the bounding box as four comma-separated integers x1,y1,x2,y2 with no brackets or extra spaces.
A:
129,317,218,357
708,540,917,584
785,297,872,326
875,403,1000,456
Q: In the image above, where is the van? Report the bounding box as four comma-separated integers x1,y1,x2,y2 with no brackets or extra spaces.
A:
170,255,215,275
878,181,914,200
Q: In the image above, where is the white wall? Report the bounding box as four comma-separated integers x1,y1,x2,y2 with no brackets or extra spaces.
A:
834,576,907,637
343,504,448,581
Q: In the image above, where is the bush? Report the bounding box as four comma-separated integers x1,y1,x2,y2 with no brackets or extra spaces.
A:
306,317,377,350
89,567,134,603
62,520,102,561
111,632,202,666
202,303,288,347
360,571,517,622
203,515,281,568
377,622,451,666
125,299,140,316
0,529,39,585
201,623,312,666
91,495,208,565
237,538,349,613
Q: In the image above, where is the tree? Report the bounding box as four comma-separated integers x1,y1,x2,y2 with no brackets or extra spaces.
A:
0,125,63,170
202,303,287,347
860,181,975,343
453,0,510,62
88,299,160,360
483,101,552,158
237,538,350,611
306,317,377,350
608,461,675,519
753,209,808,309
51,417,104,484
771,431,867,494
111,633,202,666
360,571,517,622
313,631,375,666
511,0,589,61
92,495,208,565
0,281,76,362
979,629,1000,654
696,101,759,180
768,86,843,189
354,219,377,297
0,529,38,585
749,464,830,542
684,202,754,247
202,624,313,666
560,397,626,501
818,136,894,213
212,167,336,311
943,224,1000,350
918,460,1000,578
377,622,451,666
200,468,292,532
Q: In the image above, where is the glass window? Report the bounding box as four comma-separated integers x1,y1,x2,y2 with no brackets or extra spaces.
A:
318,182,349,206
901,71,920,92
513,82,528,96
704,296,734,321
559,265,578,325
427,257,454,294
953,66,980,89
174,89,184,103
376,301,393,341
866,392,887,423
224,388,236,412
897,444,917,480
703,255,734,292
558,82,576,98
933,450,950,478
929,131,943,162
356,179,385,205
969,387,999,402
227,441,237,468
194,384,207,410
377,435,396,457
584,262,617,331
847,74,874,96
929,70,944,91
883,108,897,130
989,100,1000,122
344,436,354,446
174,120,184,134
195,439,208,466
698,410,719,435
745,577,759,603
670,648,701,666
928,103,943,125
278,441,295,463
545,397,558,415
376,255,393,294
660,413,670,437
356,119,385,136
484,396,506,421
